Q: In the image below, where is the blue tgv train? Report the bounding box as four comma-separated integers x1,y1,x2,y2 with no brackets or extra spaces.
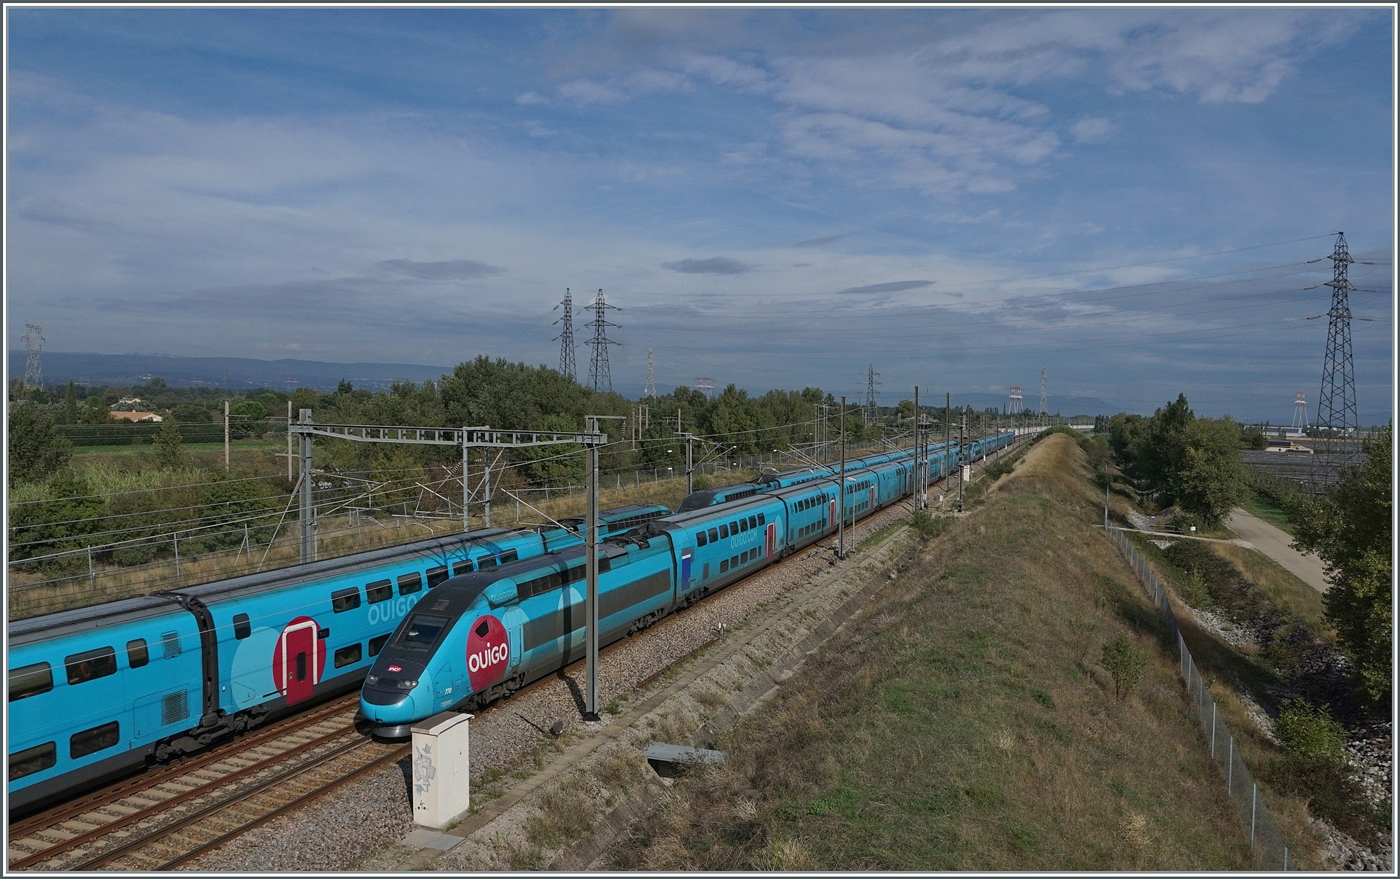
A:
360,432,1015,736
5,504,669,815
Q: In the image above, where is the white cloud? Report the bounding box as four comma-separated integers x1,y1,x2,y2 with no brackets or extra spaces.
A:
516,91,546,105
1070,117,1115,144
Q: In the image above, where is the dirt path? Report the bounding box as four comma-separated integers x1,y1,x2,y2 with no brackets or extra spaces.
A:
1225,507,1329,594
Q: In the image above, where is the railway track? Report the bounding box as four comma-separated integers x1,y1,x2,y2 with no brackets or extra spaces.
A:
6,694,404,872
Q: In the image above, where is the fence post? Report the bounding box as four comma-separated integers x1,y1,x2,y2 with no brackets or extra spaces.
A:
1211,703,1217,757
1228,737,1234,794
88,547,96,590
174,532,181,576
1284,847,1288,871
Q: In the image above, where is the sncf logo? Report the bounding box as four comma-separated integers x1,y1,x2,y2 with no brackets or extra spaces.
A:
466,614,509,691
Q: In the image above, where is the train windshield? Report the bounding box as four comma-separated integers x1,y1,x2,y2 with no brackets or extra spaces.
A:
395,614,450,650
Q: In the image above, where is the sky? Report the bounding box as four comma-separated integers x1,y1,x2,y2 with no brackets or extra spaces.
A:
5,6,1396,423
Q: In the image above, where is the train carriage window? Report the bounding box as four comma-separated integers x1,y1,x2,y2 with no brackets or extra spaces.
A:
703,563,710,579
719,524,729,539
720,559,728,573
426,566,449,588
758,513,765,526
331,588,362,613
232,614,251,640
453,560,474,577
697,530,707,546
295,653,308,682
127,639,150,667
499,549,519,564
8,663,53,701
477,555,498,571
70,721,120,759
738,519,748,532
369,633,391,657
749,515,757,529
162,632,182,659
334,643,363,668
65,648,117,685
707,528,719,543
9,742,55,780
397,572,423,595
366,580,393,604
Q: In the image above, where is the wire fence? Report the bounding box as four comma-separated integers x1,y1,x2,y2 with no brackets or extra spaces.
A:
1107,524,1290,870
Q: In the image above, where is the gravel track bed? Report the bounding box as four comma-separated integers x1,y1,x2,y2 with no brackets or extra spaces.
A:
176,494,934,872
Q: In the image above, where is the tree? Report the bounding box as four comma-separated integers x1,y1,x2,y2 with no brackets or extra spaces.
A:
1101,635,1146,700
1166,417,1250,526
1292,425,1392,709
63,381,79,425
8,402,72,484
171,403,214,423
82,396,113,424
153,419,185,469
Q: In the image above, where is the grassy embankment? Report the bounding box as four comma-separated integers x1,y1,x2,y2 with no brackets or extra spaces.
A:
609,433,1290,870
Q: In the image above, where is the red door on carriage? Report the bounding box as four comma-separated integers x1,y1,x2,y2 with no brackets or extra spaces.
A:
273,616,324,706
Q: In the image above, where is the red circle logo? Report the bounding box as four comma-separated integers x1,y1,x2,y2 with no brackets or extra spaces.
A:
465,615,509,692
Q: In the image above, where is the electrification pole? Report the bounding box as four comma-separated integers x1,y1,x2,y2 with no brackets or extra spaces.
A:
584,413,600,720
299,409,314,563
838,396,847,559
913,386,921,510
957,410,965,513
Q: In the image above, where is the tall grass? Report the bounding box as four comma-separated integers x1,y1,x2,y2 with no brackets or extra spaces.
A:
609,434,1305,870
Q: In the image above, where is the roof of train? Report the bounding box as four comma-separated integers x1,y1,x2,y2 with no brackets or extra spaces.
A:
9,593,187,643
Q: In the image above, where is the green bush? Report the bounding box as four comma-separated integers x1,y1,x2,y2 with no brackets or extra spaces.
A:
1274,699,1347,762
1101,635,1147,699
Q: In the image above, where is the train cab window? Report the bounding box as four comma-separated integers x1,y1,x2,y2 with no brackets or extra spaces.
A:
453,560,474,577
426,566,449,588
334,643,363,668
9,742,56,780
162,631,182,659
369,633,391,657
366,580,393,604
8,663,53,702
331,588,362,614
396,614,449,650
707,528,719,543
697,530,707,546
397,572,423,595
70,721,120,759
499,549,518,563
64,648,117,686
127,639,150,668
232,614,251,640
477,555,498,571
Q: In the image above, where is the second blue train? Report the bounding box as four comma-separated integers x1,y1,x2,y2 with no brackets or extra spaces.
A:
361,431,1015,735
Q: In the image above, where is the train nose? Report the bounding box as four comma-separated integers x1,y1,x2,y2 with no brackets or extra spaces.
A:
361,671,432,738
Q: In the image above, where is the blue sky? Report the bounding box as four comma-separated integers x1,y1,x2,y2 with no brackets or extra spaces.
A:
5,6,1395,423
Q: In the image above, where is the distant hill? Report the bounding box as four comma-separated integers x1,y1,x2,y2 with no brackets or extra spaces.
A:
6,352,454,393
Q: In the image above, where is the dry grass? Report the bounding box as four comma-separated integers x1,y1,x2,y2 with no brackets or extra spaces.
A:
608,434,1283,870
